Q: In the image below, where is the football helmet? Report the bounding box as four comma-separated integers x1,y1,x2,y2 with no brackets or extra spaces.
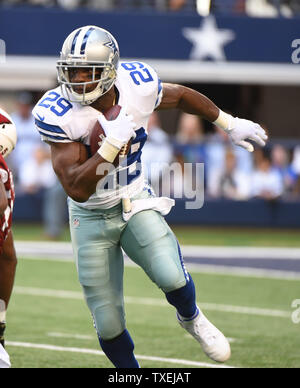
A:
57,26,120,105
0,108,17,158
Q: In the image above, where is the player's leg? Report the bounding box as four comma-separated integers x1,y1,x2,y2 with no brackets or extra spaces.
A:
0,230,17,348
121,210,197,314
68,201,139,367
121,210,230,362
81,245,139,368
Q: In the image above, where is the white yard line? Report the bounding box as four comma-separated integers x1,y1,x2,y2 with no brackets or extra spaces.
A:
49,331,239,344
14,286,83,300
6,341,235,368
13,286,291,319
47,332,94,341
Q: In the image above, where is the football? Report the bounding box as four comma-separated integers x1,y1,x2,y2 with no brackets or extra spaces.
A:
89,104,131,164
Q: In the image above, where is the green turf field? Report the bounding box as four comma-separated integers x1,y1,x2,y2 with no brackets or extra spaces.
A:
5,257,300,368
11,223,300,247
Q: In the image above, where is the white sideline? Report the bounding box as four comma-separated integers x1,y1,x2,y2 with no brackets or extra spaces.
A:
6,341,235,368
185,263,300,280
14,241,300,260
15,241,300,280
182,245,300,260
13,286,291,319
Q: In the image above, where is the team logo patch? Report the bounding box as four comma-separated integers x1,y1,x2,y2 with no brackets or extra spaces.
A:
73,218,80,228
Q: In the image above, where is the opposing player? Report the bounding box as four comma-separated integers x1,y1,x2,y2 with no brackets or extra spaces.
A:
0,108,17,368
32,26,267,368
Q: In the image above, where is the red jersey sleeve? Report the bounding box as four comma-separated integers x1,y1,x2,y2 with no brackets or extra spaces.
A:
0,155,15,250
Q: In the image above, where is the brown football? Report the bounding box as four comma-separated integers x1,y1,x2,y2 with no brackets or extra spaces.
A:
89,105,131,165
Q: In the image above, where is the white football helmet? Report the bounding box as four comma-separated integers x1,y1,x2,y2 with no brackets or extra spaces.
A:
57,25,120,105
0,108,17,158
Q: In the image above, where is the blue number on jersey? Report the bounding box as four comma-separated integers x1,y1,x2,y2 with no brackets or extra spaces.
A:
38,91,72,116
121,62,154,85
117,127,148,186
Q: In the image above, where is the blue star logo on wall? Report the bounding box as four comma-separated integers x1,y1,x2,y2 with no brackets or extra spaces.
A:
182,16,235,61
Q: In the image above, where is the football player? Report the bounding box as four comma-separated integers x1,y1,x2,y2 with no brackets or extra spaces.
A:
0,108,17,368
32,26,267,368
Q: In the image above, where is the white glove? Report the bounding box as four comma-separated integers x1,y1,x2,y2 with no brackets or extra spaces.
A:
228,117,268,153
214,111,268,153
97,107,136,163
98,107,136,150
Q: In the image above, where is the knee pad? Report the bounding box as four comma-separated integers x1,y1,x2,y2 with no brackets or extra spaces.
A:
93,304,125,340
83,286,125,340
149,232,188,292
150,250,187,292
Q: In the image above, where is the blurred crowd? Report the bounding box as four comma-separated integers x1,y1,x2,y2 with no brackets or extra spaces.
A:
142,111,300,202
2,0,300,17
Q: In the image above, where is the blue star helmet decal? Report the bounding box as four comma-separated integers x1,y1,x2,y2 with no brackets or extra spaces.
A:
104,38,118,56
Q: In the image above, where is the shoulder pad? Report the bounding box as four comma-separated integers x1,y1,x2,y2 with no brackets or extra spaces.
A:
32,87,74,143
117,61,163,112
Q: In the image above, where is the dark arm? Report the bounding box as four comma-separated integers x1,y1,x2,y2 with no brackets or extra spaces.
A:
50,141,112,203
156,82,268,153
156,83,220,122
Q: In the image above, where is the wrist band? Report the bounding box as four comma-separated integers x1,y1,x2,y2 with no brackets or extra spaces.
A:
97,138,120,163
213,110,233,132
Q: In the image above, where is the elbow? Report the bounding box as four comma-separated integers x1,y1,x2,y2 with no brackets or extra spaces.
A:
68,188,90,203
71,195,89,203
63,176,95,203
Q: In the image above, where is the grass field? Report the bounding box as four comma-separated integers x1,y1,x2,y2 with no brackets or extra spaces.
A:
5,254,300,368
4,223,300,368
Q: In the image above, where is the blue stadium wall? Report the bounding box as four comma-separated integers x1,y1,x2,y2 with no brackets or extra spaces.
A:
0,6,299,63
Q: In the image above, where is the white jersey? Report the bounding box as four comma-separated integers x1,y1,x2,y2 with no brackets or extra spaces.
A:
32,61,163,209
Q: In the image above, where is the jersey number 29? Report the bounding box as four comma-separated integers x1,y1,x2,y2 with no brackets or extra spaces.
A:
121,62,154,85
38,92,72,117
